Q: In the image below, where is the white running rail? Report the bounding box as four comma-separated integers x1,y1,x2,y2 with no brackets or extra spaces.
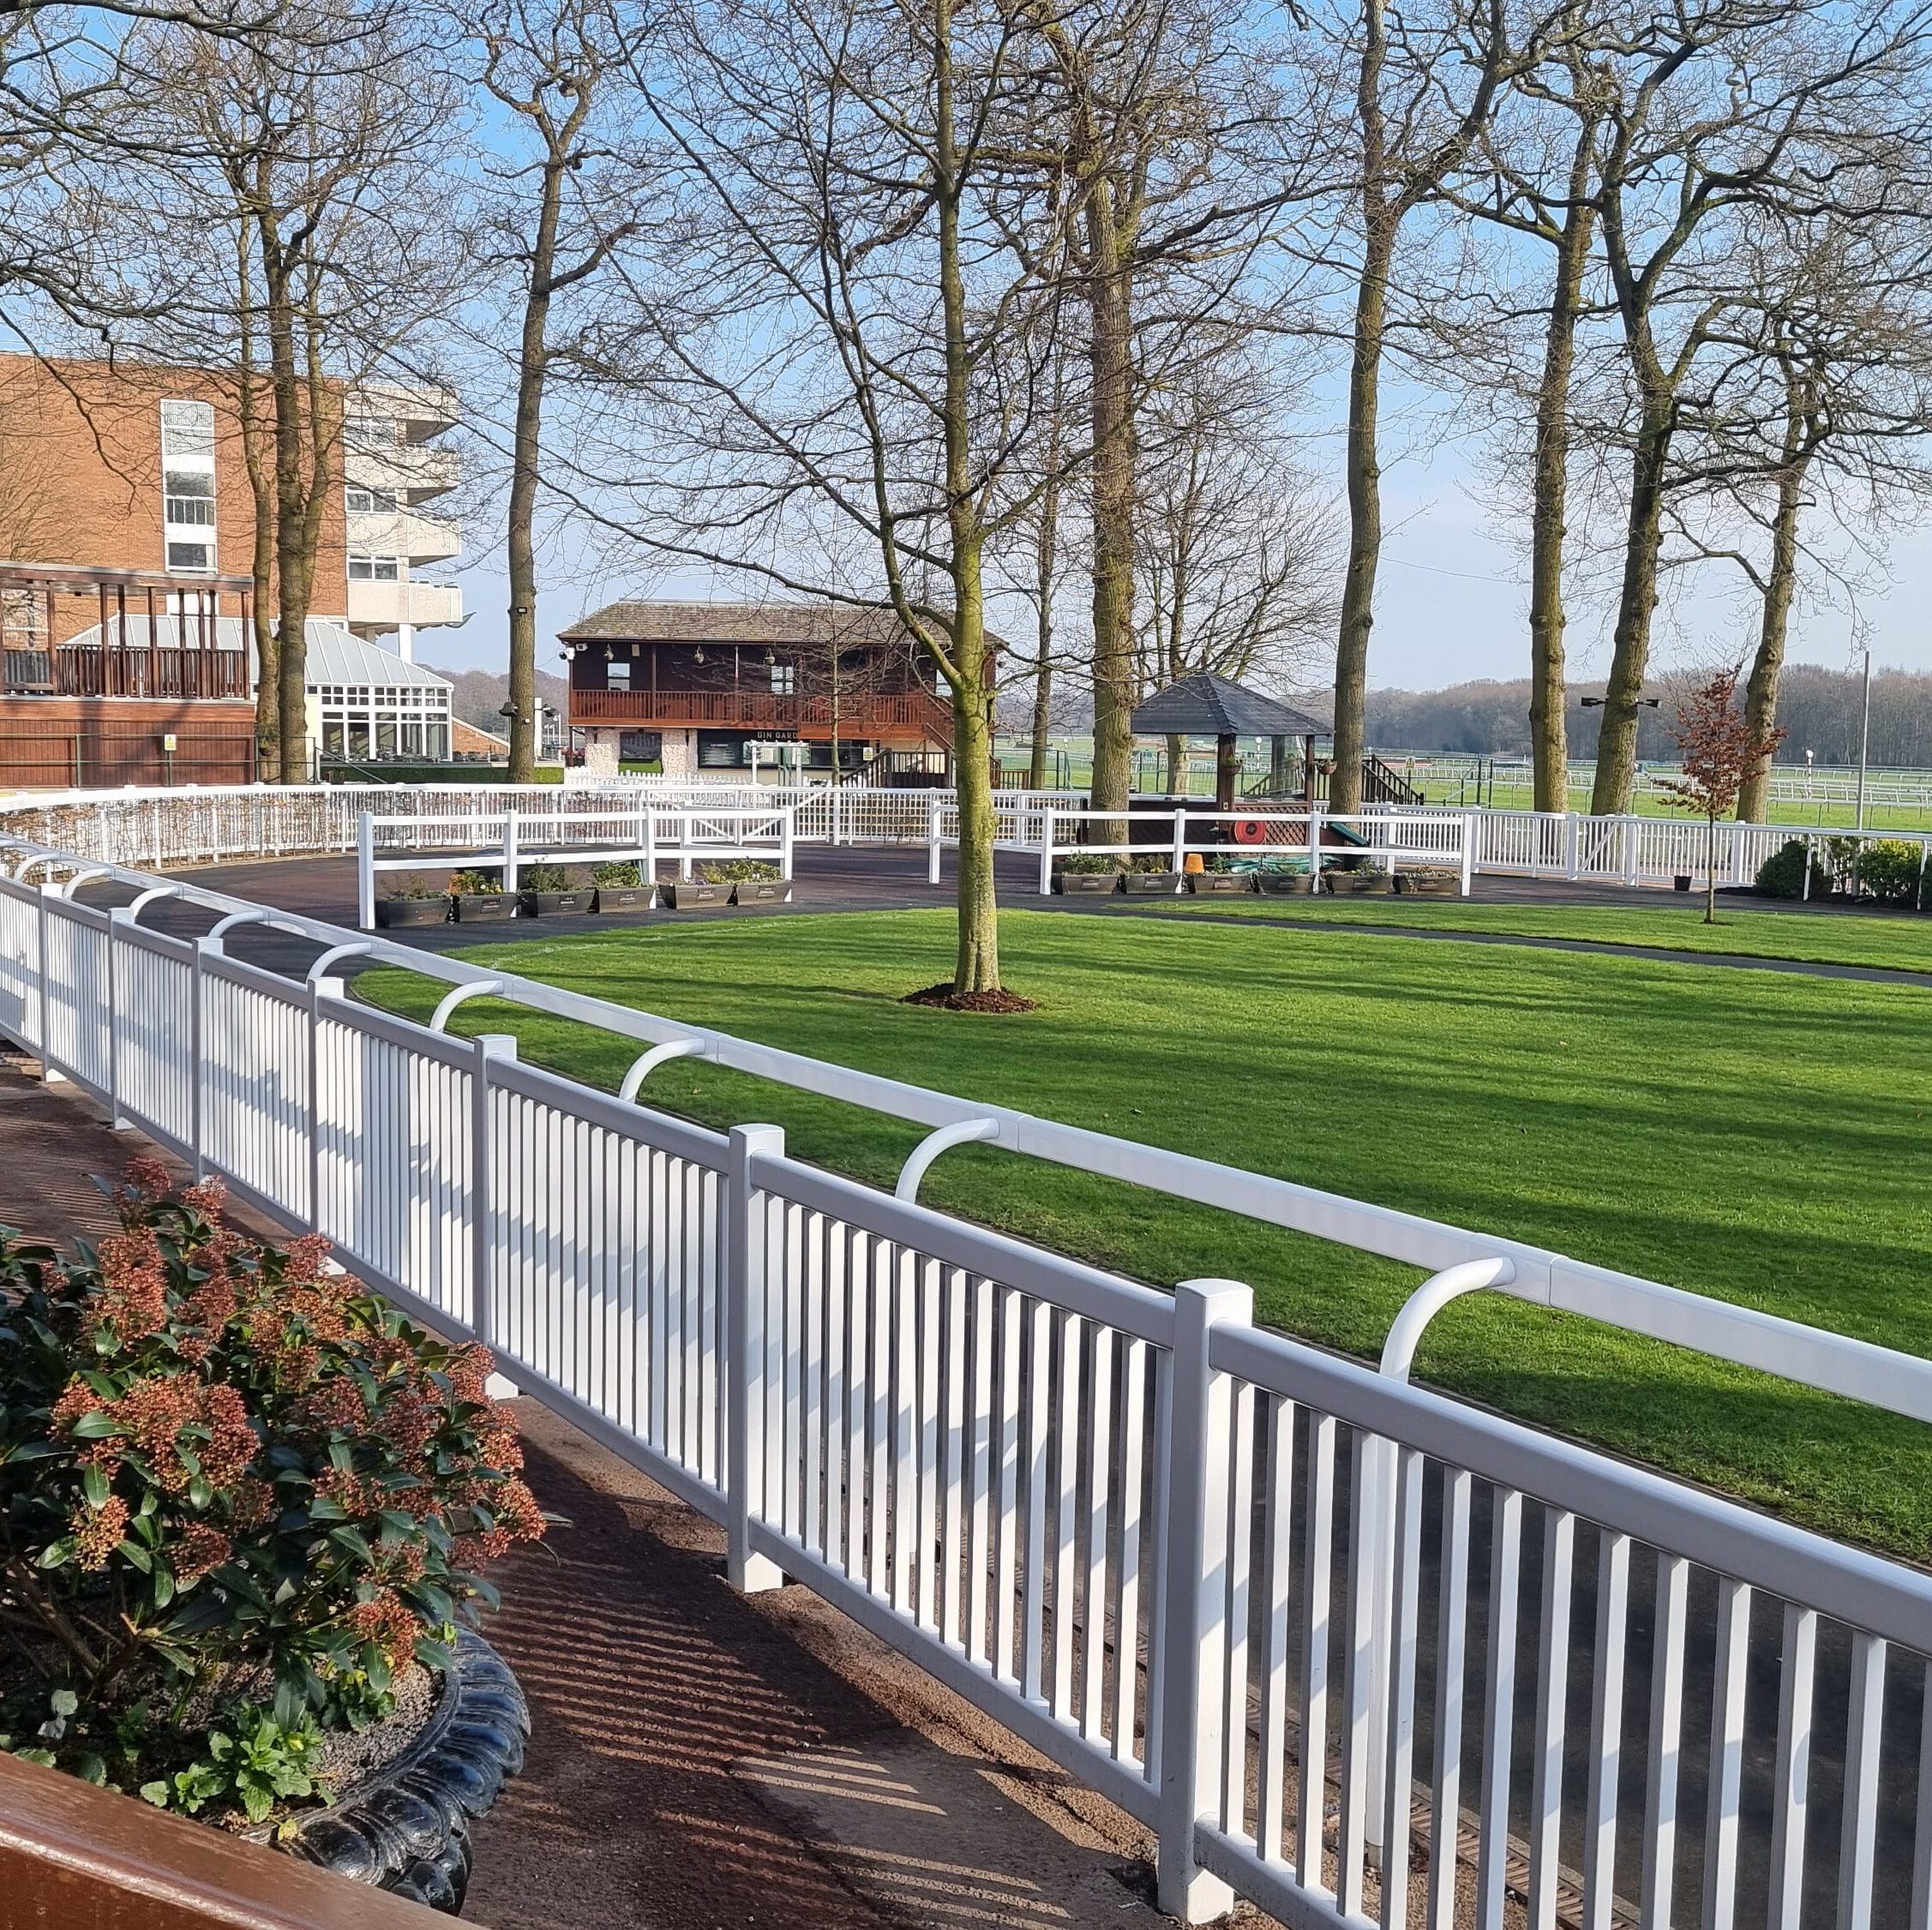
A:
3,836,1932,1925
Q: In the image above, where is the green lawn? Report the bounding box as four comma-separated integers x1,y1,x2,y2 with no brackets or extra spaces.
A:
1138,893,1932,972
361,909,1932,1558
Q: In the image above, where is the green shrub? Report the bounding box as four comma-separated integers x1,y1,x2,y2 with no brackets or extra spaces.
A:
1129,853,1174,873
1854,840,1926,905
0,1169,546,1827
700,860,781,883
1054,853,1115,874
380,873,441,902
1755,839,1827,898
591,860,644,888
519,864,573,893
449,868,502,896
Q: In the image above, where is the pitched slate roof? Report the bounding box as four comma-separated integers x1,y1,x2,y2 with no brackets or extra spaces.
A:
559,599,1008,653
1131,672,1327,739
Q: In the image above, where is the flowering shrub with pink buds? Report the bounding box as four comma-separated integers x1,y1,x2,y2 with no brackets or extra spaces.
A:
0,1160,545,1818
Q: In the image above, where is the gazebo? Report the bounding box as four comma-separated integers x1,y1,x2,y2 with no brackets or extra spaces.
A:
1131,671,1327,812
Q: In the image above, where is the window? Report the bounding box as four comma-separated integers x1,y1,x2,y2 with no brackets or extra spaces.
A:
345,485,399,514
160,399,217,572
697,731,753,768
348,553,400,583
770,662,796,695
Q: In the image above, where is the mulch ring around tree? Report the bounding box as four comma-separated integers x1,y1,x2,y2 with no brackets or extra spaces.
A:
900,982,1040,1014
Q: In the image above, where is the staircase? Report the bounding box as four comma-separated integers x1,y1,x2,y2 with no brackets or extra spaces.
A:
1245,753,1426,807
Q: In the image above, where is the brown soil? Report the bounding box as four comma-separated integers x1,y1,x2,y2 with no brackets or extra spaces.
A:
899,981,1040,1013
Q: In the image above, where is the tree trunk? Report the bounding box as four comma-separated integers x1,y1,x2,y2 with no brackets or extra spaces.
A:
1737,388,1810,825
1165,732,1186,794
263,252,311,781
507,159,566,787
1589,405,1672,814
1705,812,1718,923
1330,0,1392,821
1028,662,1052,788
1027,463,1060,791
1527,115,1597,814
1083,179,1137,851
233,257,279,782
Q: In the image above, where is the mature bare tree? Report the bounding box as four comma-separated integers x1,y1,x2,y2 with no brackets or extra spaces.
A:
1324,0,1525,814
470,0,651,782
579,0,1086,997
1581,0,1930,812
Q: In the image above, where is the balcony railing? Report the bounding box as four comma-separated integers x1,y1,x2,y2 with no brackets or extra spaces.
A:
570,687,952,736
2,644,249,701
345,579,464,629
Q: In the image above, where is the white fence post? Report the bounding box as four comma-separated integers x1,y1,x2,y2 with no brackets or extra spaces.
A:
726,1123,786,1595
1565,811,1581,881
929,800,944,886
1308,806,1324,894
357,812,376,932
1461,814,1475,896
36,883,63,1085
1038,808,1056,896
1171,807,1187,883
502,807,521,896
780,810,795,896
470,1033,517,1346
1156,1276,1252,1923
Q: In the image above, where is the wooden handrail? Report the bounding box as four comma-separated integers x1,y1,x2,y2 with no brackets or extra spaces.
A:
0,1751,445,1927
569,688,951,732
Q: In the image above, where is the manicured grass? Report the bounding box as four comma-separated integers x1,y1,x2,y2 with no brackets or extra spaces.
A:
361,909,1932,1557
1139,892,1932,971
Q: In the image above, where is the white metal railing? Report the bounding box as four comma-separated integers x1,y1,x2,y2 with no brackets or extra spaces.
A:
5,836,1932,1925
354,804,796,927
937,805,1473,896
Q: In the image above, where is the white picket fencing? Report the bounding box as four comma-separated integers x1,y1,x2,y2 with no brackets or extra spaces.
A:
4,832,1932,1924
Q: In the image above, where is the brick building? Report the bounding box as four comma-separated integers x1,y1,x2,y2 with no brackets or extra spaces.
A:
0,356,463,788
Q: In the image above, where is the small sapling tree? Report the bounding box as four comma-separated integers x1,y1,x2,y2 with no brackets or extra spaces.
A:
1660,668,1785,923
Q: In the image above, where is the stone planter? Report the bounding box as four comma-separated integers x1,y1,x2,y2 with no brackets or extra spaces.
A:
663,881,729,909
1121,872,1179,895
594,886,651,915
513,890,589,918
732,879,787,905
271,1628,528,1915
1323,871,1390,896
453,895,508,924
1052,872,1119,894
1189,872,1251,895
375,899,450,929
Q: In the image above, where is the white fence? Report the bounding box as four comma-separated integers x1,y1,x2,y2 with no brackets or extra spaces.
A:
355,803,797,927
5,832,1932,1926
950,805,1474,896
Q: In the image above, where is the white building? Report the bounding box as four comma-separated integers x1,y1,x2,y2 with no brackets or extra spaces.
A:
304,625,453,764
340,384,465,664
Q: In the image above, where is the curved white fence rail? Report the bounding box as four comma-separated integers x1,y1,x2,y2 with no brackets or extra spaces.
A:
3,833,1932,1924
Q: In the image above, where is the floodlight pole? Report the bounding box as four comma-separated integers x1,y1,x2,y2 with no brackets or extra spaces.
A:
1856,648,1872,832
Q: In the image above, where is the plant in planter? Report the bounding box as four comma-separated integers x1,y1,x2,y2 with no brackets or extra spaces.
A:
1121,853,1179,894
1050,853,1119,895
0,1166,543,1909
1323,860,1391,895
375,877,449,930
1396,866,1461,896
1189,858,1251,894
513,864,587,920
661,872,730,908
448,870,507,924
701,859,786,904
591,860,651,914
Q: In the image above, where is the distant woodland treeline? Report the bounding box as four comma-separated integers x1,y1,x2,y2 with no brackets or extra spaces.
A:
1361,665,1932,767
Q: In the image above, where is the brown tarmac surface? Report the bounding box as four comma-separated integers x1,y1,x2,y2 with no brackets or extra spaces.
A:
0,1051,1187,1930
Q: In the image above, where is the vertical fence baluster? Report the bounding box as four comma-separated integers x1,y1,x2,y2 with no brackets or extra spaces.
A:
1582,1529,1630,1930
1337,1429,1377,1919
1081,1323,1113,1742
1528,1507,1575,1929
1839,1632,1886,1930
1476,1487,1521,1930
1641,1554,1689,1930
1299,1412,1336,1887
1378,1445,1426,1930
725,1124,784,1593
1767,1603,1817,1930
1113,1335,1149,1767
1427,1467,1472,1930
1256,1395,1295,1868
1221,1380,1256,1838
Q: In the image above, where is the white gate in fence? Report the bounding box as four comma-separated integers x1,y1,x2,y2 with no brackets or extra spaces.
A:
4,833,1932,1926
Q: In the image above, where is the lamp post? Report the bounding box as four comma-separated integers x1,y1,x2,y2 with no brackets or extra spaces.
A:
1856,649,1872,831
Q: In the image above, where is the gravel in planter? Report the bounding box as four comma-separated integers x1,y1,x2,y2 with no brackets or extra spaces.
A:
275,1628,529,1915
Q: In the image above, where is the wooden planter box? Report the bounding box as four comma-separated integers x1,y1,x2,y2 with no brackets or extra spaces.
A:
1396,873,1460,897
453,894,508,923
733,879,787,904
1257,873,1311,896
663,881,729,909
1122,872,1180,895
374,898,449,928
595,887,651,914
1189,872,1251,895
1323,871,1390,896
1053,872,1119,894
513,890,588,918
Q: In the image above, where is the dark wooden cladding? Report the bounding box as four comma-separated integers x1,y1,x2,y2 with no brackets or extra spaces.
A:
0,699,259,788
570,686,951,735
0,1749,444,1927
